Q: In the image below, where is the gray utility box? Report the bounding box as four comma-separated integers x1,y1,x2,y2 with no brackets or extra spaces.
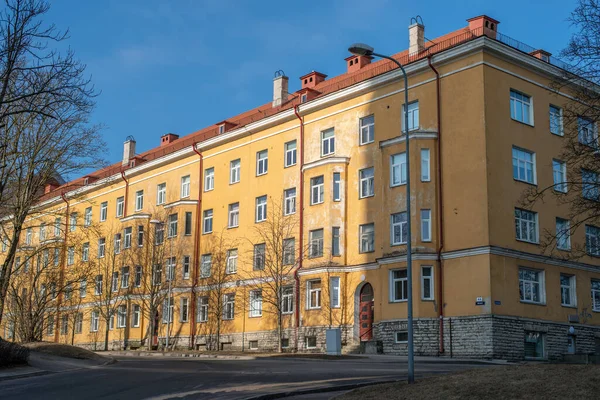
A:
326,328,342,355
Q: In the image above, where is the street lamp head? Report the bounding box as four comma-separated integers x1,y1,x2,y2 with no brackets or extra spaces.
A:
348,43,374,57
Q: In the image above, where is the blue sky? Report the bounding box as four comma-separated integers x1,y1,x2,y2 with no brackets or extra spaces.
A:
46,0,578,168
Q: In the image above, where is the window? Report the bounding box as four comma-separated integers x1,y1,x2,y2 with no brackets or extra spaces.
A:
592,280,600,311
330,277,340,308
556,218,571,251
421,266,434,300
321,128,335,156
524,331,545,359
360,115,375,145
218,124,225,134
112,272,119,292
109,313,114,330
121,266,130,288
90,311,99,332
197,297,208,322
134,266,142,287
333,172,341,202
248,340,259,350
184,212,192,236
223,293,235,320
282,286,294,314
309,229,324,258
94,275,103,295
311,176,324,205
84,207,92,226
519,268,545,303
100,202,108,221
98,238,106,258
228,203,239,228
391,153,407,186
230,159,240,183
512,147,536,184
257,150,268,176
307,280,321,309
116,197,124,218
54,217,61,237
253,244,265,270
204,167,214,191
421,149,430,182
201,254,211,278
578,116,597,147
137,225,144,246
285,141,297,167
80,279,87,298
181,175,190,198
168,214,178,238
421,209,431,242
403,101,419,131
74,313,83,334
65,284,72,300
395,331,408,343
284,188,296,215
283,238,295,265
157,183,166,205
256,195,267,222
549,105,563,135
132,305,141,327
25,227,32,245
153,264,162,285
67,246,75,265
69,212,77,232
114,233,121,254
391,269,408,302
552,160,567,193
586,225,600,256
359,168,374,198
391,212,408,245
124,227,132,249
135,190,144,211
226,249,238,274
155,223,164,245
117,305,127,328
162,297,174,323
560,274,576,307
359,223,375,253
250,290,263,317
510,90,532,125
582,169,599,201
306,336,317,349
332,227,341,256
203,209,213,234
180,298,189,322
183,256,191,279
166,257,176,281
515,209,538,243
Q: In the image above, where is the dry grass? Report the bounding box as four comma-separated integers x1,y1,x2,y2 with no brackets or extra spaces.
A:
22,342,105,360
339,364,600,400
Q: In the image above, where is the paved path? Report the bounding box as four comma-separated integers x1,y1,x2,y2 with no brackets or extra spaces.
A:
0,355,496,399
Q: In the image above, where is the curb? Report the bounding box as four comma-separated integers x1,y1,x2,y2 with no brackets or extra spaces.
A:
242,380,398,400
102,351,256,360
0,369,53,382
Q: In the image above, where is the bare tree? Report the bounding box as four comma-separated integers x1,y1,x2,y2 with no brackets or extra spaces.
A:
0,0,102,325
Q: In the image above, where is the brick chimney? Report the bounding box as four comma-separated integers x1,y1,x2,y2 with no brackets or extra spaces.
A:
300,71,327,89
122,137,136,166
345,55,372,73
408,21,425,55
467,15,499,39
44,183,60,194
272,72,289,108
160,133,179,147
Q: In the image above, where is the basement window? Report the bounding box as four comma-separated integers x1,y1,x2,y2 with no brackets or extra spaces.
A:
395,331,408,343
281,338,290,349
306,336,317,349
249,340,258,350
524,331,545,359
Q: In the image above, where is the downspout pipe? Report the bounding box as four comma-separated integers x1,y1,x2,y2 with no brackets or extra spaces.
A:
120,169,129,218
293,105,305,351
428,55,445,355
190,143,203,349
55,191,70,342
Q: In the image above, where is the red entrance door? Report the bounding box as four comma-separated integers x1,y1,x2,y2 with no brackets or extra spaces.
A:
359,283,374,341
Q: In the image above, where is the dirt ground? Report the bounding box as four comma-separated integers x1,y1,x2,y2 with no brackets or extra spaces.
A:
339,364,600,400
23,342,105,360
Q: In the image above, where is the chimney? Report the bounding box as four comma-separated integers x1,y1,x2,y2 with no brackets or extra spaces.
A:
160,133,179,147
345,55,372,73
122,137,136,166
44,183,59,194
300,71,327,89
272,71,289,108
408,22,425,55
467,15,499,39
530,49,551,63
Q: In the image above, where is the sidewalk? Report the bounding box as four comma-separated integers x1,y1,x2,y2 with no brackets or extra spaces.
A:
0,365,50,382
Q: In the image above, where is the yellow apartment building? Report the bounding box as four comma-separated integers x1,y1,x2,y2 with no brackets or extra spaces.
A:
2,14,600,360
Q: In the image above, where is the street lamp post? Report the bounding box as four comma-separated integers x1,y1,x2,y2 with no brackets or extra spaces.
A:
348,43,415,384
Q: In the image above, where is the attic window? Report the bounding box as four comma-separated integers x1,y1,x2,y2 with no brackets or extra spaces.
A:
218,125,225,134
130,160,136,168
490,23,495,30
83,177,89,186
485,21,489,28
541,54,549,62
304,79,308,84
301,94,308,103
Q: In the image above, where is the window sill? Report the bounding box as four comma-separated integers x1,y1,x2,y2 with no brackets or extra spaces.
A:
311,202,324,206
510,118,534,128
359,250,375,254
421,298,435,302
359,195,375,200
307,307,321,311
513,178,537,186
284,212,296,217
256,172,268,177
204,188,214,193
561,304,577,309
308,255,324,259
202,232,212,235
282,312,294,315
360,141,375,146
390,242,408,247
390,299,408,304
227,225,239,229
520,300,546,306
249,315,262,319
284,163,297,169
321,153,336,158
516,239,539,245
229,180,240,185
550,131,564,137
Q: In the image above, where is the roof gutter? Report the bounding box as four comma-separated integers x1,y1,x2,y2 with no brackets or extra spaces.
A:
189,143,203,349
293,105,305,351
120,169,129,218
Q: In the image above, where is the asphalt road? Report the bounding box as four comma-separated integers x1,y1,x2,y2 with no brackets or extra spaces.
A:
0,356,493,399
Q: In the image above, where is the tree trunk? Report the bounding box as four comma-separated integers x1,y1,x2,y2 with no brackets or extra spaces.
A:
277,313,282,353
104,325,109,351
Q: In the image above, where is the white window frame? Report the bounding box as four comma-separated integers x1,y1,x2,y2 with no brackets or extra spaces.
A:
230,159,240,183
402,101,420,132
82,242,89,262
512,147,536,184
228,203,239,228
168,213,178,238
132,305,141,327
204,167,214,192
84,207,92,227
282,286,294,314
114,233,121,254
135,190,144,212
180,298,189,323
560,274,576,307
197,297,209,322
311,176,324,205
100,202,108,221
390,212,408,245
90,311,99,332
121,266,130,288
284,188,296,215
510,89,533,125
181,175,190,198
321,128,335,157
330,276,340,308
519,267,545,304
98,238,105,258
117,305,127,328
359,223,375,253
116,197,124,218
582,169,599,201
94,275,103,295
309,229,324,258
515,208,538,244
549,105,563,136
201,254,211,278
182,256,190,279
67,246,75,265
592,280,600,312
556,218,571,251
359,168,374,198
421,266,434,300
390,153,407,187
157,182,166,205
253,243,265,270
256,195,267,222
578,116,597,147
333,172,341,202
307,280,322,309
283,238,295,265
552,160,567,193
226,249,238,274
421,209,431,242
249,290,263,318
203,209,213,234
69,212,77,232
586,225,600,256
359,115,375,145
223,293,235,320
390,269,408,302
285,140,297,167
124,227,132,249
421,149,430,182
256,150,268,176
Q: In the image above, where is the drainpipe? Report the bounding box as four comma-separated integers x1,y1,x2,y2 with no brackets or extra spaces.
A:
293,105,305,351
428,55,445,354
54,191,70,342
120,169,129,218
190,143,203,349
